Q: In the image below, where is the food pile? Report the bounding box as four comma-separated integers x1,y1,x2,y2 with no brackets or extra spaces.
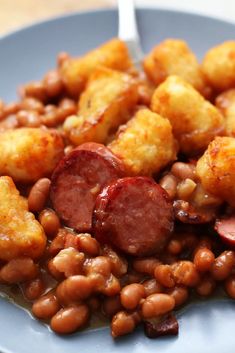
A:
1,38,235,338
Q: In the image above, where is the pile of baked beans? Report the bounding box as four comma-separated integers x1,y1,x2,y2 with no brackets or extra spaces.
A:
0,48,235,339
1,169,235,337
0,53,76,132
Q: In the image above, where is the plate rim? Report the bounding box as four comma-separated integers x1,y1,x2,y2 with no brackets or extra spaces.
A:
1,6,235,42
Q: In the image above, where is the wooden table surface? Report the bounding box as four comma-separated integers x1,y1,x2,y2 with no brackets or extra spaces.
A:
0,0,114,35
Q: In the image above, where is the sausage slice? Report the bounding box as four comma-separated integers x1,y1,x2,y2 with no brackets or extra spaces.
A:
215,215,235,248
93,176,174,256
50,143,125,232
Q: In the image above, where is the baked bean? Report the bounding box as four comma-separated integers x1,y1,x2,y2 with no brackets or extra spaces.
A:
43,70,64,98
58,107,75,122
41,109,59,127
91,273,121,297
102,295,122,317
177,178,197,200
44,104,57,114
211,251,235,281
100,275,121,297
0,114,19,131
84,257,111,277
171,162,196,181
20,97,44,113
166,286,188,307
78,234,100,257
87,296,101,311
63,230,79,249
39,209,60,238
59,98,77,115
159,174,177,200
142,279,163,296
44,107,71,127
23,81,47,102
225,275,235,299
194,248,215,272
0,257,38,283
17,110,41,127
48,230,65,256
171,261,200,287
111,311,141,337
141,293,175,319
32,292,60,319
120,284,146,310
133,258,161,276
102,246,127,277
154,264,175,288
87,273,104,291
51,305,90,334
194,237,212,252
196,277,216,296
51,248,84,278
3,102,21,116
24,277,45,300
28,178,51,212
193,183,222,208
56,275,93,305
57,52,70,67
167,239,182,255
47,259,64,280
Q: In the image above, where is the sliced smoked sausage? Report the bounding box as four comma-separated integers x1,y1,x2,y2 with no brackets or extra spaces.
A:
93,176,174,256
50,142,125,232
215,215,235,248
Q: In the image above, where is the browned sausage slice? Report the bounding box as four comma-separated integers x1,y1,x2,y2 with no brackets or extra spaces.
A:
215,216,235,248
50,142,125,232
93,176,174,256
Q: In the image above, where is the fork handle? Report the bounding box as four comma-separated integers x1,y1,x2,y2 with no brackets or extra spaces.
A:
118,0,139,41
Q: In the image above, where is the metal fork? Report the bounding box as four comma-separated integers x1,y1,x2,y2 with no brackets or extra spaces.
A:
118,0,144,69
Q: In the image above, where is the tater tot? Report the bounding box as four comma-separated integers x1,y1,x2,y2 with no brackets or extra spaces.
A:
202,41,235,91
63,67,138,146
0,176,46,261
60,38,132,98
108,108,177,175
0,128,64,183
196,137,235,206
151,75,224,155
216,89,235,137
143,39,210,97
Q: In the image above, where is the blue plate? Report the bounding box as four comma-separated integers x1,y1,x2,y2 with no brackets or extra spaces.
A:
0,7,235,353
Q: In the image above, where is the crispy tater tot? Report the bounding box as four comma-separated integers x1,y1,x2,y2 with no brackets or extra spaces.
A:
151,75,224,155
143,39,210,97
0,176,46,261
109,108,177,175
196,136,235,206
0,128,64,183
63,67,138,146
60,38,132,98
216,89,235,137
202,41,235,92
